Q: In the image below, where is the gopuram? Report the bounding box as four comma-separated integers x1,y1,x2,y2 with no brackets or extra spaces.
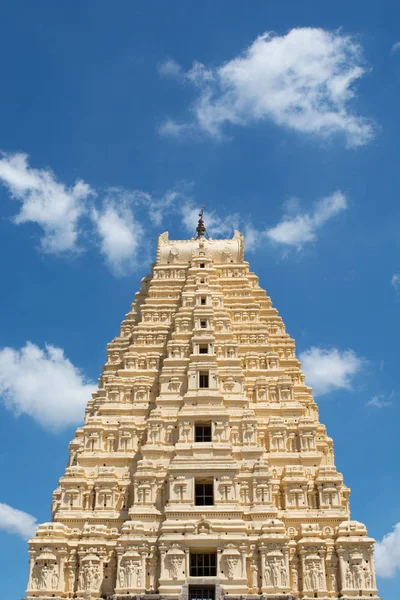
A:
25,213,380,600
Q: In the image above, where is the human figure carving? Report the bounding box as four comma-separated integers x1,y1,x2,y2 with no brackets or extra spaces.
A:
264,561,272,587
280,560,287,586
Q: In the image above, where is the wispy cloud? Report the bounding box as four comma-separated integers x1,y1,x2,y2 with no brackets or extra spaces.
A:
266,191,347,248
375,523,400,577
391,273,400,292
0,342,96,430
160,27,374,147
391,41,400,54
367,393,393,408
299,346,364,396
0,503,37,540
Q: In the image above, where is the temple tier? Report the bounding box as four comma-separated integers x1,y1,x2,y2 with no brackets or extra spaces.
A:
25,229,380,600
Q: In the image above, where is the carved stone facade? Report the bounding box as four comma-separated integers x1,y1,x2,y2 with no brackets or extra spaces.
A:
25,230,380,599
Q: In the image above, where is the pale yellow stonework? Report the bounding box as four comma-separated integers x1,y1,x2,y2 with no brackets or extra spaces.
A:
25,228,380,600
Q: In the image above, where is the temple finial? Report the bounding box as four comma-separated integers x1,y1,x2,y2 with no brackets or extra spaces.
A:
195,204,206,238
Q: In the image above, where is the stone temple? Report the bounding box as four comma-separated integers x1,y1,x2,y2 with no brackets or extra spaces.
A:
25,215,380,600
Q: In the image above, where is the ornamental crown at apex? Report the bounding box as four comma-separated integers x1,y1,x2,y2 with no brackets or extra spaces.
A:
24,225,380,600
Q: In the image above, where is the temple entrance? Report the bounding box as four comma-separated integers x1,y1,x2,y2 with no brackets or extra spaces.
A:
188,585,215,600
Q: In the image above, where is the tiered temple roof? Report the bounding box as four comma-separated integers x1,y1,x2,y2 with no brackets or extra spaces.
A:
25,219,380,600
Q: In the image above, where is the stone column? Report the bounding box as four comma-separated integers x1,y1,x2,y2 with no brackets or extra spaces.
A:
337,548,346,593
27,550,35,590
240,546,247,579
283,547,290,591
260,547,266,589
184,548,190,579
58,549,67,592
149,549,158,591
140,550,147,589
159,546,167,579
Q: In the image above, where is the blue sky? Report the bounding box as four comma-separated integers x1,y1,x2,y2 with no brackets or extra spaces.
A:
0,1,399,597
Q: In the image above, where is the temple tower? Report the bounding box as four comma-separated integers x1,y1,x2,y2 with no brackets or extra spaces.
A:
25,217,380,600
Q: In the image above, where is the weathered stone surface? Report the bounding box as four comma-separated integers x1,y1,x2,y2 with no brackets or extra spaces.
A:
23,229,381,599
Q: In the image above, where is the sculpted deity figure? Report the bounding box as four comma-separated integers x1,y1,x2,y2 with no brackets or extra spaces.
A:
365,569,372,589
250,559,258,587
345,566,353,588
231,426,240,444
225,556,238,579
271,559,280,587
51,567,59,588
181,421,191,443
40,565,51,589
318,564,324,589
291,566,298,590
169,556,183,580
304,565,312,590
330,571,337,592
119,566,126,587
280,560,287,587
264,561,272,587
310,562,319,589
352,563,364,588
68,566,76,592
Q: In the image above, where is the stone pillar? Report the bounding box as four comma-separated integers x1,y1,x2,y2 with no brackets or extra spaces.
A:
140,550,147,589
337,548,346,593
58,549,67,592
240,546,247,579
184,547,190,579
149,547,158,591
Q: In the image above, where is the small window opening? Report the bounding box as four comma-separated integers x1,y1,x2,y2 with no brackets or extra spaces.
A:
199,344,209,354
200,296,207,305
200,319,208,329
195,480,214,505
199,371,209,388
195,422,212,442
200,263,205,269
190,554,217,577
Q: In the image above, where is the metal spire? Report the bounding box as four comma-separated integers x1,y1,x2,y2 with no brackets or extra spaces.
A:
195,204,206,238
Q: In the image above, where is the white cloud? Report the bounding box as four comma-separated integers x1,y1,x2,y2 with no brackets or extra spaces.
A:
0,342,96,430
0,503,37,540
391,273,400,292
161,28,374,146
91,191,145,275
375,523,400,577
158,58,183,78
392,41,400,54
266,191,347,247
159,120,194,138
299,346,363,396
367,393,393,408
0,152,94,252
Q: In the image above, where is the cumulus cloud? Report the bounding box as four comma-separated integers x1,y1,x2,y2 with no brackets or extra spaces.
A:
266,191,347,247
391,273,400,292
0,152,94,252
160,28,374,146
91,190,146,275
0,342,96,430
0,503,37,540
375,523,400,577
299,346,363,396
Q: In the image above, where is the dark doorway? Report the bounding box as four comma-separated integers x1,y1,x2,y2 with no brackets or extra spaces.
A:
189,585,215,600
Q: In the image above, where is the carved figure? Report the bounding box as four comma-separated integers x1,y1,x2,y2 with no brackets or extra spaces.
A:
264,561,272,587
